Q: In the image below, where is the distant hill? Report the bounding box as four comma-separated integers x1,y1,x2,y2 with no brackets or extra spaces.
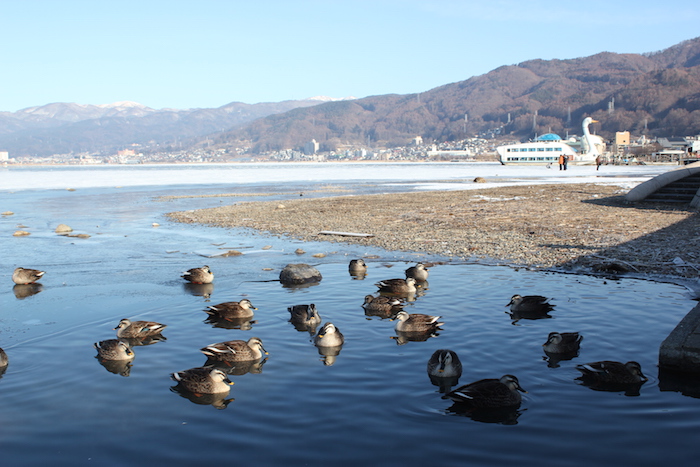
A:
0,98,347,157
211,37,700,154
3,37,700,157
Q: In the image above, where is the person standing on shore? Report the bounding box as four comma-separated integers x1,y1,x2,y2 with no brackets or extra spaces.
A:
596,155,602,171
559,154,565,170
563,155,569,170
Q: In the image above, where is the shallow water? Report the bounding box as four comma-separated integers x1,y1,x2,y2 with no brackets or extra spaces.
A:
1,165,699,466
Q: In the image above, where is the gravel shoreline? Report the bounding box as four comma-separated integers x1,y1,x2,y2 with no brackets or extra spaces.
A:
166,183,700,280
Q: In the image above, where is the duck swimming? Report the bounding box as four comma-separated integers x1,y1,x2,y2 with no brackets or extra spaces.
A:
348,259,368,275
376,277,417,294
200,337,268,362
314,322,344,347
288,304,322,328
362,295,403,318
543,332,583,354
204,299,257,320
427,349,462,378
575,360,647,385
114,319,167,339
393,311,443,333
506,294,554,314
171,367,233,394
94,339,135,361
181,265,214,284
444,374,526,409
405,263,429,282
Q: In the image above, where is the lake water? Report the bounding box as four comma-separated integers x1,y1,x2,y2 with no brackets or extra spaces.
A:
1,162,699,466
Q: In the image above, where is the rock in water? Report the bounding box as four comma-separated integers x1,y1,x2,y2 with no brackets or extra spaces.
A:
279,263,322,285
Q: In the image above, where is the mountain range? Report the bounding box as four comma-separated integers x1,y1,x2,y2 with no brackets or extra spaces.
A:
3,37,700,158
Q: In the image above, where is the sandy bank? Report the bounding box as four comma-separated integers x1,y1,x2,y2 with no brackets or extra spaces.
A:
166,183,700,279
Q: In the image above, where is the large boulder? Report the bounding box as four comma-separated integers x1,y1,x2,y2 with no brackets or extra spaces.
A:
279,263,322,285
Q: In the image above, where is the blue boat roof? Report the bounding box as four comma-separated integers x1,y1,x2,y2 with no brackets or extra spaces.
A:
536,133,562,141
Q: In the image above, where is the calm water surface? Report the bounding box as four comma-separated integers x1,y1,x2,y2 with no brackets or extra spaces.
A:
1,165,698,466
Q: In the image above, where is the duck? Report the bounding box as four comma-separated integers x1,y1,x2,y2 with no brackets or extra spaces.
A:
444,375,526,409
204,299,257,320
362,295,403,318
393,311,443,333
575,361,648,385
12,267,45,285
314,322,344,347
94,339,135,361
427,349,462,378
506,294,554,314
543,332,583,354
171,367,233,394
405,263,429,281
200,337,268,362
0,347,8,367
288,304,322,327
348,259,368,275
376,277,417,294
181,265,214,284
114,319,167,339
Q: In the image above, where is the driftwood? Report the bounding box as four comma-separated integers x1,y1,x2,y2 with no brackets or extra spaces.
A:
318,231,374,237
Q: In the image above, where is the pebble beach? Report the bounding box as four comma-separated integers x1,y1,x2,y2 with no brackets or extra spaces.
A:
167,182,700,280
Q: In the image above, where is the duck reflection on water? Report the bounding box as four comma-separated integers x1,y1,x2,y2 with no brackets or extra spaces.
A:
288,304,322,335
12,283,43,299
96,356,133,377
205,357,267,376
204,315,257,331
446,403,524,425
316,345,343,366
427,349,462,393
170,384,234,410
182,282,214,299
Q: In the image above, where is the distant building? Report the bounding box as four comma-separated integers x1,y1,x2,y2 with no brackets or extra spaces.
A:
412,136,423,146
0,151,8,161
615,131,630,146
117,149,137,157
613,131,630,155
304,139,319,155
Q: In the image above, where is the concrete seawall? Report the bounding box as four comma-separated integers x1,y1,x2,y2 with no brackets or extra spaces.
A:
659,302,700,373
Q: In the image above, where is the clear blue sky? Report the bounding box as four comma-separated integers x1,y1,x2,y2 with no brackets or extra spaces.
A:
1,0,698,112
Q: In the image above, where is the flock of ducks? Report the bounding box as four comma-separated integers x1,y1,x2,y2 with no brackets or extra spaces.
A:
5,261,650,412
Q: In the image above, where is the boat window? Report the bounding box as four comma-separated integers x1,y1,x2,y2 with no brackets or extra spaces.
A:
537,148,544,151
546,147,553,151
528,148,536,152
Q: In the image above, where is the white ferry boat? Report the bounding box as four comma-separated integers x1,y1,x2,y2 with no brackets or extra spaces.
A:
497,117,601,165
